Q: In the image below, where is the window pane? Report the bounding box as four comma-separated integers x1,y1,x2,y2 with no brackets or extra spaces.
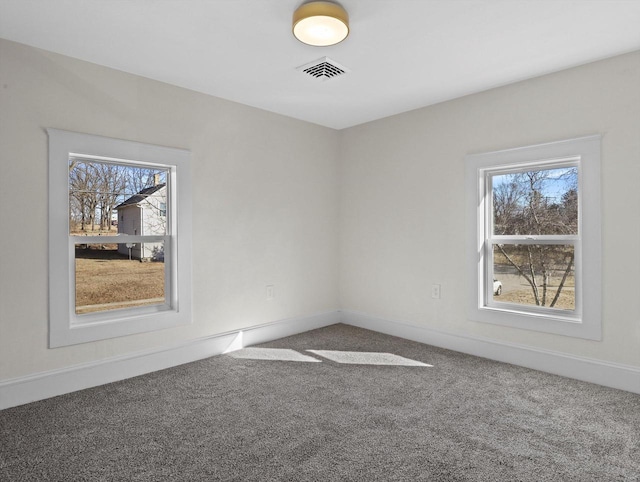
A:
492,167,578,236
69,160,168,235
492,244,575,310
75,242,166,315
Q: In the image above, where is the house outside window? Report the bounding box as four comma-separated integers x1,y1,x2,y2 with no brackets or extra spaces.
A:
465,135,601,340
48,129,192,348
115,180,168,261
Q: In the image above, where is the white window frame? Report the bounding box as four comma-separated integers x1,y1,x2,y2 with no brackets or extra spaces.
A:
465,135,601,340
48,129,192,347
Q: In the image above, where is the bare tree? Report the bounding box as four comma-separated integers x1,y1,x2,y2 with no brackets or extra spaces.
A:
69,160,166,235
493,168,577,308
128,168,160,194
69,161,99,232
96,163,127,231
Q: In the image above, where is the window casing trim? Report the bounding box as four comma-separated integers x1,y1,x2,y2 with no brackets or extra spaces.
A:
465,135,601,340
48,129,192,348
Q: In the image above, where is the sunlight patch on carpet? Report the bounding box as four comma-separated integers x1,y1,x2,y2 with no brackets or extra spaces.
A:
229,347,321,362
307,350,432,366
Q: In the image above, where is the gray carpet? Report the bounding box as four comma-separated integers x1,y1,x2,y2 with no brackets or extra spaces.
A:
1,324,639,481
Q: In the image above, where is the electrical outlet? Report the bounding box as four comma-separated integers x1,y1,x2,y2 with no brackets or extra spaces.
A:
431,284,441,299
266,285,275,301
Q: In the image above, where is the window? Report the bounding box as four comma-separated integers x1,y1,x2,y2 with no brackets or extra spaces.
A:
48,129,192,347
465,135,601,340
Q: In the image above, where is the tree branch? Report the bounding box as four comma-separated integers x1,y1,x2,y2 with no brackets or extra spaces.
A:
550,252,574,308
525,245,540,305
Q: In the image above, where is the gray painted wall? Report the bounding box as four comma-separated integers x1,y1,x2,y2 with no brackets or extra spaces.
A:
0,39,340,379
339,50,640,367
1,38,638,383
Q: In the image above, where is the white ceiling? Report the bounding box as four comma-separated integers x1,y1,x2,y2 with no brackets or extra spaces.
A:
1,0,639,129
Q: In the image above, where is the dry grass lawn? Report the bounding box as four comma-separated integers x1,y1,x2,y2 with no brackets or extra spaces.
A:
494,247,575,310
75,246,165,314
497,288,575,310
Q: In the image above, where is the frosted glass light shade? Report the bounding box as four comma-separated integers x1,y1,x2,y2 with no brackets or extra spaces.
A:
293,1,349,47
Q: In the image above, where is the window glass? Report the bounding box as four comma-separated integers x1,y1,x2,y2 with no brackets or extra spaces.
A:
69,160,170,316
492,167,578,236
488,165,578,313
68,160,168,235
74,242,166,314
492,243,575,310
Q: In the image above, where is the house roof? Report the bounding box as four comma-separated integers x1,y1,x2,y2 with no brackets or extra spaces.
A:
115,184,166,210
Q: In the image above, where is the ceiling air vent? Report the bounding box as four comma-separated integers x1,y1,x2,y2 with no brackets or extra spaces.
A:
297,57,350,81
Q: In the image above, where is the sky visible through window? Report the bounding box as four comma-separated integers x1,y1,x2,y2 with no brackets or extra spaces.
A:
492,166,577,207
492,166,578,237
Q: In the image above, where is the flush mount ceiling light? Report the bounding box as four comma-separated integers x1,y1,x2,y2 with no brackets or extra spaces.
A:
293,1,349,47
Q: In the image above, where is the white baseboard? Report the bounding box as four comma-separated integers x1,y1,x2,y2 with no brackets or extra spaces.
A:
0,310,340,410
341,310,640,395
3,308,637,410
